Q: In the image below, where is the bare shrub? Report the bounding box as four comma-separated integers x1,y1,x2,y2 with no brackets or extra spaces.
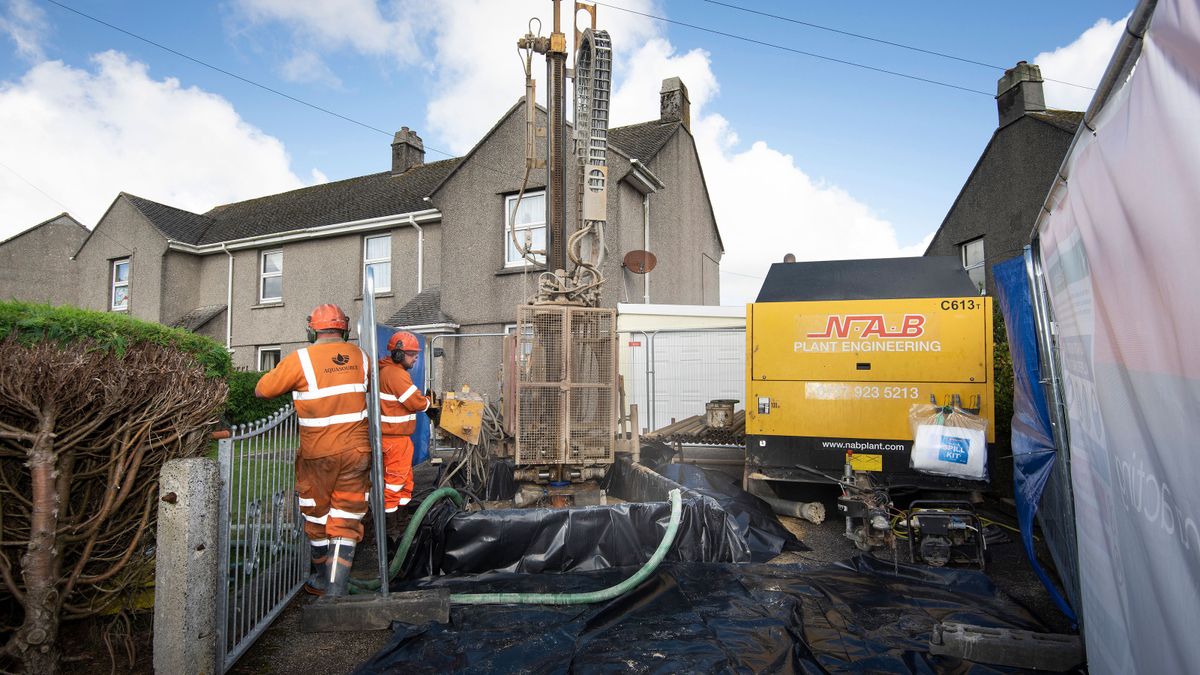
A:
0,337,227,673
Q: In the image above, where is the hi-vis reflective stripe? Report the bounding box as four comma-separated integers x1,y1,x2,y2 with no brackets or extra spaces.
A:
297,347,318,392
298,497,317,507
304,512,328,524
294,382,367,401
380,384,419,403
399,497,412,506
385,482,404,492
381,414,416,424
298,410,369,427
329,507,366,520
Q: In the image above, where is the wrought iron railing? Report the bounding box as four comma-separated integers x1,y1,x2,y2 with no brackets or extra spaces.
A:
214,405,304,672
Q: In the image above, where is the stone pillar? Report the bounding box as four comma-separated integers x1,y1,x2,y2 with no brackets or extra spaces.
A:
153,458,220,675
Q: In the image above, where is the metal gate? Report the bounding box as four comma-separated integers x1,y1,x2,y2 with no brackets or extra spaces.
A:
620,328,746,431
215,405,306,672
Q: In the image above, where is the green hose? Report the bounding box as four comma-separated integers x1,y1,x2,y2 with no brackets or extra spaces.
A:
349,486,464,593
449,488,683,605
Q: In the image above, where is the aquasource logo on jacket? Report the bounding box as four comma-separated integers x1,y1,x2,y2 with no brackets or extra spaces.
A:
332,353,350,366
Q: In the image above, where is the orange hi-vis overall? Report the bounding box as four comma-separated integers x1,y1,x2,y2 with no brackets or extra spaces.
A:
256,343,371,545
378,358,430,512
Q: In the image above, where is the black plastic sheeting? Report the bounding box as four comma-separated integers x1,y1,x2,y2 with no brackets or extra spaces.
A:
399,454,804,578
358,556,1050,674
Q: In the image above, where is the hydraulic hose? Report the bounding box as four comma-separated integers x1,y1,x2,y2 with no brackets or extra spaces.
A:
349,486,464,593
449,488,682,605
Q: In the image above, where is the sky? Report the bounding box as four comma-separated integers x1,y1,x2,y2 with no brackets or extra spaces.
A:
0,0,1134,303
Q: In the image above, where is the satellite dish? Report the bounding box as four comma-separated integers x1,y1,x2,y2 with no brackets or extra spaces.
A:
623,250,657,274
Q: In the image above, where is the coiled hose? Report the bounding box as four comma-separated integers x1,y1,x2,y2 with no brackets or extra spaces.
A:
349,487,683,606
348,486,464,593
450,488,682,605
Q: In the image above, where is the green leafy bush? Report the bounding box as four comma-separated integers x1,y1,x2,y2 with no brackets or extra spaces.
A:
0,301,231,378
993,303,1014,442
224,370,290,426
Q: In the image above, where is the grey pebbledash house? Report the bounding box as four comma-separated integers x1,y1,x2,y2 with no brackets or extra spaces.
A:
0,77,723,397
925,62,1083,295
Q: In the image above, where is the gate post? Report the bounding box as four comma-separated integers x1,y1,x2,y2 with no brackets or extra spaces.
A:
153,457,220,674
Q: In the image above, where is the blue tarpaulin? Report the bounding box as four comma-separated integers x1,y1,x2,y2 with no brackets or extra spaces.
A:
373,324,430,466
992,255,1076,625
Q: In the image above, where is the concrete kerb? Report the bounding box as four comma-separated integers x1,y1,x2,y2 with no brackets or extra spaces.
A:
153,457,220,675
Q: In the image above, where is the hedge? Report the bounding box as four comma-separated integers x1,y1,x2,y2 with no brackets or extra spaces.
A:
0,301,231,378
225,370,290,426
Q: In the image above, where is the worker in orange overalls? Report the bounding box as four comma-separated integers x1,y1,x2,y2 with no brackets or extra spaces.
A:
378,331,439,536
255,304,370,596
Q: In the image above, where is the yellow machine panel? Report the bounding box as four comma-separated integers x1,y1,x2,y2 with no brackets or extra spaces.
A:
750,297,990,384
746,294,994,483
439,388,486,445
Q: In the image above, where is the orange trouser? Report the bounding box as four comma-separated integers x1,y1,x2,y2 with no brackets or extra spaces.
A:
295,449,370,544
381,435,415,512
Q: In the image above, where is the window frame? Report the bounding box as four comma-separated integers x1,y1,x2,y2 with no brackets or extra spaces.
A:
960,237,986,293
363,234,392,293
257,346,282,372
110,258,130,311
504,190,547,268
259,249,283,304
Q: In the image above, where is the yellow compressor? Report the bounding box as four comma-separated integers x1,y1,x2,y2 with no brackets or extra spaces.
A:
745,257,994,490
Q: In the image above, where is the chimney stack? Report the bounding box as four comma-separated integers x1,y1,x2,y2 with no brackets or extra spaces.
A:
391,127,425,174
996,61,1046,128
660,77,691,131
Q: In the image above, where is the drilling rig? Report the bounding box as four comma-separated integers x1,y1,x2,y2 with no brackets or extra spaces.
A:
503,2,618,495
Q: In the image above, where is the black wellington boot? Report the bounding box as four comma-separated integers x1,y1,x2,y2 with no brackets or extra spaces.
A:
326,539,356,597
303,541,329,596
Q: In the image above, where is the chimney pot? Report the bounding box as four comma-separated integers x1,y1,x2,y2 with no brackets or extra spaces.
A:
391,127,425,174
996,62,1046,128
660,77,691,131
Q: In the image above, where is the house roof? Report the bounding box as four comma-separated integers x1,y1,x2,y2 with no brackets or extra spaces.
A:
124,193,215,244
385,288,458,328
609,120,681,164
95,101,700,250
170,304,226,332
1027,109,1084,134
196,158,460,244
0,212,88,248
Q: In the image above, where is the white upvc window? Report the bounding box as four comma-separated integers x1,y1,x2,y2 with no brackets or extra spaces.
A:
257,346,282,371
111,258,130,311
364,234,391,293
504,191,546,267
260,249,282,303
961,237,986,293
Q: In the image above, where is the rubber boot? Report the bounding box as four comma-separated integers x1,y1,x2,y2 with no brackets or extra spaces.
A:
326,538,356,597
303,542,330,596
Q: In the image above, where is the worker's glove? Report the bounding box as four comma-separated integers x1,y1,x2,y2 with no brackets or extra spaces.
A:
426,406,441,426
425,389,440,408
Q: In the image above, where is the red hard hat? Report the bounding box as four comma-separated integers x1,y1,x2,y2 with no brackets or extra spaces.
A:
308,304,349,332
387,331,420,353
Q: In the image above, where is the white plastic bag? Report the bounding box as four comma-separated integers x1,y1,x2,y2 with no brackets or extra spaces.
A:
908,404,988,480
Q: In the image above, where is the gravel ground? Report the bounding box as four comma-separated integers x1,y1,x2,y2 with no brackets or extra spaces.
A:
234,458,1074,673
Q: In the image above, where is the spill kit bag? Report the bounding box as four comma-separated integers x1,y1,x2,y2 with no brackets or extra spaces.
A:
908,404,988,480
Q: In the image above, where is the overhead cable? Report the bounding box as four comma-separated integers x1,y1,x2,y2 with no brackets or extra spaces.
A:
703,0,1096,91
594,1,993,97
38,0,529,183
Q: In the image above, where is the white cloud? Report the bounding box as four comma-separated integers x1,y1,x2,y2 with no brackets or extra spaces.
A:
0,0,48,61
0,51,313,239
233,0,426,77
280,49,343,88
1035,14,1130,111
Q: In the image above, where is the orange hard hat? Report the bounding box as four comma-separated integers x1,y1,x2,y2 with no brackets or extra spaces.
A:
387,331,420,353
308,304,349,332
